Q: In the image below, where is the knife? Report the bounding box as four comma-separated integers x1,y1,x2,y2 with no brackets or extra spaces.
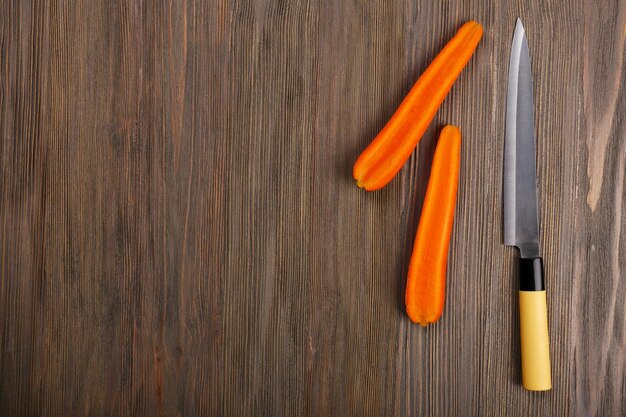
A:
504,18,552,391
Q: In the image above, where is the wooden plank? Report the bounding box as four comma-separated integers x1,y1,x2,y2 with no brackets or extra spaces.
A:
0,1,623,416
571,1,626,416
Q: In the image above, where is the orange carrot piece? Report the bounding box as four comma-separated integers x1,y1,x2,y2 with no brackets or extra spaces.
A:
405,125,461,326
353,21,481,191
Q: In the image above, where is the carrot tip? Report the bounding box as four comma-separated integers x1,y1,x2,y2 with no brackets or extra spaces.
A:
407,303,443,326
408,314,435,327
356,179,364,189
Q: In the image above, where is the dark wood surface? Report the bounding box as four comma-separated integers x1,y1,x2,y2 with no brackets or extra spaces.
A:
1,1,624,416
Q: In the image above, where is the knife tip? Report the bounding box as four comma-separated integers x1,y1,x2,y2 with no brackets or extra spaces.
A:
513,18,526,40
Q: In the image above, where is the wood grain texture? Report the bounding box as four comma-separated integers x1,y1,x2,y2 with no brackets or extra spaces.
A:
0,1,624,416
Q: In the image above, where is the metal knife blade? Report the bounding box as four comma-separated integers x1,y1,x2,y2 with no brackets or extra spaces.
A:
504,18,541,258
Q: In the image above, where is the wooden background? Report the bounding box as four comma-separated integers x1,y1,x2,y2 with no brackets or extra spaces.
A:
1,1,624,416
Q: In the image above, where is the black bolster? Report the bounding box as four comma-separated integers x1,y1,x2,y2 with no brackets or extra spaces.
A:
520,257,545,291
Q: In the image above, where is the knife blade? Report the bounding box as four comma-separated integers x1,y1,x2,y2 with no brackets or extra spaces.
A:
504,18,552,391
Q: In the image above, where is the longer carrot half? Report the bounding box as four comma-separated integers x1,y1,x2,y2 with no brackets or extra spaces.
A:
405,125,461,326
353,21,481,191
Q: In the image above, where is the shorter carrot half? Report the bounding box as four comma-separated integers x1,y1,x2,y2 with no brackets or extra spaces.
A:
353,21,481,191
405,125,461,326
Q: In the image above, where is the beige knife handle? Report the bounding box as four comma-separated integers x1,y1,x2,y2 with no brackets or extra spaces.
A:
519,290,552,391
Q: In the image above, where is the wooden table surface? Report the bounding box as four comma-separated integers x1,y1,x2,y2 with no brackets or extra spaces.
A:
1,1,625,416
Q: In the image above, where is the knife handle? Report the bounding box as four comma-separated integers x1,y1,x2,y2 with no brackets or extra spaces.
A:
519,257,552,391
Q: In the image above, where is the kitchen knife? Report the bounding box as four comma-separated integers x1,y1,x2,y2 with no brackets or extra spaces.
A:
504,18,552,391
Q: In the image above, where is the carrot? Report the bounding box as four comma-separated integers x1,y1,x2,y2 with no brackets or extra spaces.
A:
353,21,482,191
405,125,461,326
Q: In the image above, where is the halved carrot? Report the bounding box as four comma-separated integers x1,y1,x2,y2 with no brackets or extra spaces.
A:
405,125,461,326
353,21,481,191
